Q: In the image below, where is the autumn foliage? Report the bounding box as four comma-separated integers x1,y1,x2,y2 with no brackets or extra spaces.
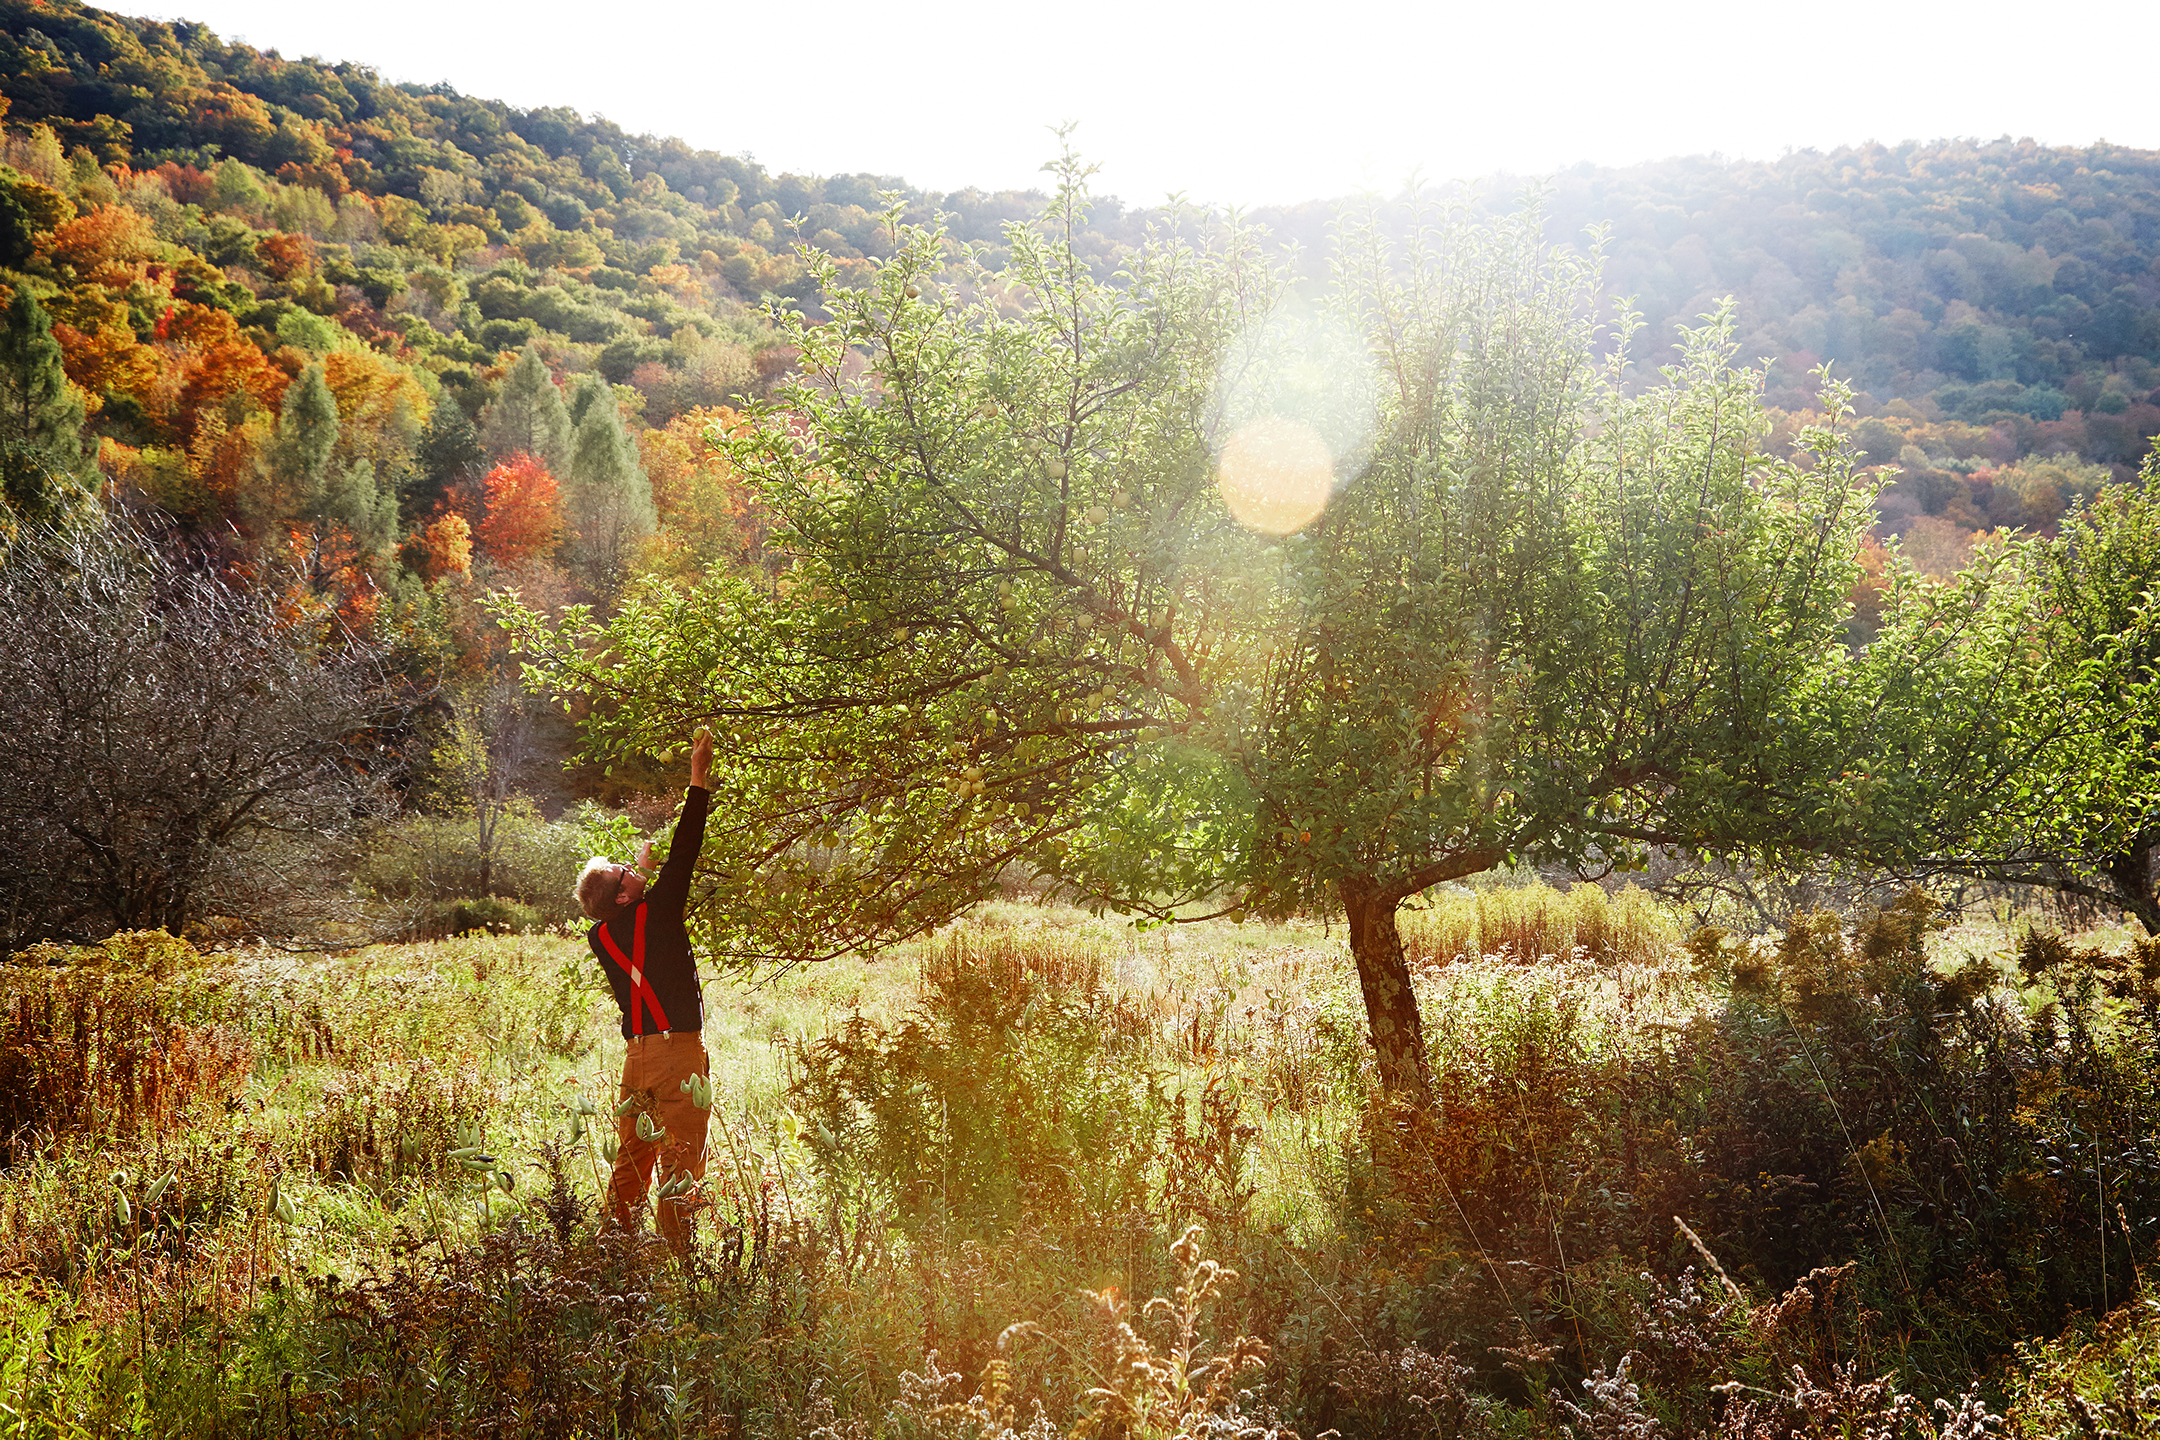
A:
403,512,473,583
475,454,561,566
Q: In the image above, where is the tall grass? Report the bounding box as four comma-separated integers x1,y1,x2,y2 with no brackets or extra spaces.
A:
1399,882,1683,967
0,894,2152,1435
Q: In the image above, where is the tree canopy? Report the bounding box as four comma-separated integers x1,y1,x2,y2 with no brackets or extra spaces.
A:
506,160,1891,1099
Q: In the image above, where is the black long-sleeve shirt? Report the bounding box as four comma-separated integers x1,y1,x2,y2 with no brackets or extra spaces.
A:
587,785,708,1039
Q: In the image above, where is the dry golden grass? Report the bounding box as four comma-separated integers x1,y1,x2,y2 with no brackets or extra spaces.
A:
1399,882,1683,968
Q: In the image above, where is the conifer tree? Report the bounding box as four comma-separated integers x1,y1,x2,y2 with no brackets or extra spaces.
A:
0,287,95,542
272,362,395,559
273,362,340,511
480,342,571,475
563,372,654,591
408,397,484,522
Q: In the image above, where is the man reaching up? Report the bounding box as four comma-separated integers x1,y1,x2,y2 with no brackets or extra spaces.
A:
575,726,712,1254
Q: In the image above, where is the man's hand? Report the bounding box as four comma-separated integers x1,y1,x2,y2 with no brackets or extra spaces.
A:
690,726,713,790
636,839,655,872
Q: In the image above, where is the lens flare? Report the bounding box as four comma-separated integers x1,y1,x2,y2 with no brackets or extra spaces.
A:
1217,418,1333,535
1209,307,1377,537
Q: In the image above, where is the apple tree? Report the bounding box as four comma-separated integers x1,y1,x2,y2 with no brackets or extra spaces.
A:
500,158,1876,1102
1833,462,2160,934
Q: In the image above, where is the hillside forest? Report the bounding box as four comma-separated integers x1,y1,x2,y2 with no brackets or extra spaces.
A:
2,0,2159,629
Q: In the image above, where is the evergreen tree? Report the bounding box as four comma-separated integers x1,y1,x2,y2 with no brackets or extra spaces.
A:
322,457,399,558
407,397,484,523
563,372,654,591
480,342,571,475
273,362,340,513
273,363,395,559
0,287,95,542
565,372,609,429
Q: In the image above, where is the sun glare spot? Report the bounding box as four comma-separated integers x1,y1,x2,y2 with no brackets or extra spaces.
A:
1210,307,1377,537
1217,418,1334,534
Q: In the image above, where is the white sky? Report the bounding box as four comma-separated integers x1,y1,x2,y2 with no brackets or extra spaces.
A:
154,0,2160,210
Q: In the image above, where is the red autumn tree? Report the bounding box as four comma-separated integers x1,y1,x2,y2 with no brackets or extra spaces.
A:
475,454,562,566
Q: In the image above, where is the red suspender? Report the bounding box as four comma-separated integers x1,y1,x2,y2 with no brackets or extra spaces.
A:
595,904,672,1035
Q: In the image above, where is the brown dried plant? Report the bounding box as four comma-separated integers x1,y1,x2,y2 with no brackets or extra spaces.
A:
1003,1225,1288,1440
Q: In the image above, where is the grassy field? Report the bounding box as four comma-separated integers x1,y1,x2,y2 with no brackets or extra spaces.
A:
0,886,2154,1436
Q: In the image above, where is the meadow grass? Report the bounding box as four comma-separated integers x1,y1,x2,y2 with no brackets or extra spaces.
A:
0,884,2153,1436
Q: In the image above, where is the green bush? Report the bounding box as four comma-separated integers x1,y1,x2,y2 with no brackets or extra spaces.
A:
357,798,587,933
424,895,545,938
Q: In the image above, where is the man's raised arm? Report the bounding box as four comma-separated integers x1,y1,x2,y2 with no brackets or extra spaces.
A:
650,727,712,911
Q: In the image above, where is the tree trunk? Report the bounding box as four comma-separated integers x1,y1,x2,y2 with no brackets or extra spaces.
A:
2103,835,2160,938
1340,877,1432,1105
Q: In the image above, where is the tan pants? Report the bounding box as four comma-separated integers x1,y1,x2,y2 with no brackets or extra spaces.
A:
610,1030,709,1254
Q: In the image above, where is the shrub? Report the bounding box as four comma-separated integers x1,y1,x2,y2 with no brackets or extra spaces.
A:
0,933,250,1161
424,895,546,938
788,928,1164,1245
358,801,586,934
1337,890,2160,1394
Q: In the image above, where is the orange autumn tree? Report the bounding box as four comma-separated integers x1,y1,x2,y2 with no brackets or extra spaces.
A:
402,513,473,584
158,302,288,443
475,454,562,567
635,405,770,579
42,205,166,423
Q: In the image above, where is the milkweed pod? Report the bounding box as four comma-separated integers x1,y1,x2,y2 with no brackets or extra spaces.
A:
266,1175,280,1219
614,1095,644,1118
496,1170,516,1193
637,1112,660,1142
569,1112,585,1143
573,1096,598,1116
274,1193,297,1226
145,1169,176,1208
446,1145,485,1160
602,1136,619,1163
114,1192,131,1228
